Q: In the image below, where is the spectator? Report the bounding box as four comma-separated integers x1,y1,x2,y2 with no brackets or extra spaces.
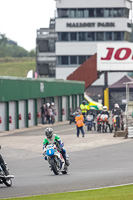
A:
51,102,56,124
40,103,46,124
46,102,51,124
75,109,85,137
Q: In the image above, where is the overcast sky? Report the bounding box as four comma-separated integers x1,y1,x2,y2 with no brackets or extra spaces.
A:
0,0,56,51
0,0,133,51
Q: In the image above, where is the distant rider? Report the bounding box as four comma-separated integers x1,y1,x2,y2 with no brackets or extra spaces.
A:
100,106,110,129
87,107,97,119
43,128,69,166
101,106,110,118
112,103,123,117
112,103,123,133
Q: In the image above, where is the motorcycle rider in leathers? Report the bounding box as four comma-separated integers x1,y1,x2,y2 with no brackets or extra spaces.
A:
43,128,69,166
0,146,9,176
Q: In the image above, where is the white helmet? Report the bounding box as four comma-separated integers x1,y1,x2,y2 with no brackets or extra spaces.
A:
45,127,53,138
114,103,119,108
51,102,54,106
46,102,50,107
103,106,107,111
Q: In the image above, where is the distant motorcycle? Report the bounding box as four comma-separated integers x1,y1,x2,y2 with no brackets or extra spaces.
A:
112,115,124,132
85,114,96,131
98,114,111,133
43,144,69,175
69,111,76,124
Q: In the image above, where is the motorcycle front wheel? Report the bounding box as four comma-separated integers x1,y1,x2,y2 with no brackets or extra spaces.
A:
3,178,12,187
50,158,60,175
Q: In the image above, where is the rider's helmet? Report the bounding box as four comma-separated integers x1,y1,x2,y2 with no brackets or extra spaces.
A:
45,127,53,139
82,100,86,105
103,106,107,111
114,103,119,109
76,109,81,115
51,102,54,106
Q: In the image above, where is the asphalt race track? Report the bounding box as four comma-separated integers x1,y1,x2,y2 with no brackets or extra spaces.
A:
0,123,133,199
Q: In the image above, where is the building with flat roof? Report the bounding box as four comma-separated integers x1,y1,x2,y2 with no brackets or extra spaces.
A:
36,0,132,82
55,0,132,79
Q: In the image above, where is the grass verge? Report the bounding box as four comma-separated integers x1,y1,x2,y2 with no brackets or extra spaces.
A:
0,57,35,77
2,184,133,200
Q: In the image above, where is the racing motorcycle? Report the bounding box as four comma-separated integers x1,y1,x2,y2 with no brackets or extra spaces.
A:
43,144,69,175
0,146,14,187
98,114,111,133
85,114,96,131
0,165,14,187
112,115,124,132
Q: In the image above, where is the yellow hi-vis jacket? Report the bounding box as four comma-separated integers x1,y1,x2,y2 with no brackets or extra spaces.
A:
80,104,87,113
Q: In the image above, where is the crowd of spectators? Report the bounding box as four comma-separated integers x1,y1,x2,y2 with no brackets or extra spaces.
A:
40,102,56,125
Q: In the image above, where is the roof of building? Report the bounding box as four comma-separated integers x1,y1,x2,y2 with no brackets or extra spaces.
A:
109,75,133,88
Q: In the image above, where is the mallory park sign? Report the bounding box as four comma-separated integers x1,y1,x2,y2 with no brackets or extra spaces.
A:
66,22,115,28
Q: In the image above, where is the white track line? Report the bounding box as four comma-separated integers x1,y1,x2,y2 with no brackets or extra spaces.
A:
69,182,133,193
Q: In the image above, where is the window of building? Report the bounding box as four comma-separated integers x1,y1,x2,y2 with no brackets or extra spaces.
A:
77,9,84,18
70,56,77,64
106,32,112,41
58,9,68,18
96,32,104,41
124,32,130,41
38,40,48,52
104,8,113,17
70,32,77,41
79,56,87,64
61,56,69,65
78,32,86,41
84,9,89,17
121,32,124,40
57,7,127,18
114,32,121,40
86,32,95,41
61,32,68,41
113,8,122,17
48,39,55,52
69,9,76,18
96,8,104,17
127,23,132,28
58,31,128,42
88,9,95,17
117,8,122,17
124,8,129,18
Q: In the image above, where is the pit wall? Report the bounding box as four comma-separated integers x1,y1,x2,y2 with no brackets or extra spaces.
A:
0,77,84,131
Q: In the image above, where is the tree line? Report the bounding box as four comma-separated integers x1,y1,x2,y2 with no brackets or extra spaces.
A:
0,33,35,57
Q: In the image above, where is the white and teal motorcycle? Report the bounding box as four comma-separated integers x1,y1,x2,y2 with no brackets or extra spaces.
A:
43,144,69,175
